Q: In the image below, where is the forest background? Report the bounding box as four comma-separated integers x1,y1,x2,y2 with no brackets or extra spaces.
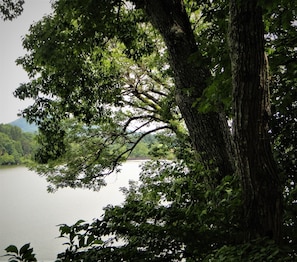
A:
0,119,156,166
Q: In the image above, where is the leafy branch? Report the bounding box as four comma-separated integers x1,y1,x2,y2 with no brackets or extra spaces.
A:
3,243,37,262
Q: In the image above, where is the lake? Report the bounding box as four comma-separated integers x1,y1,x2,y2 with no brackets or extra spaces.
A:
0,161,143,262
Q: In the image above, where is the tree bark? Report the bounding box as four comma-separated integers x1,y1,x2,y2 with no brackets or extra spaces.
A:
134,0,235,180
229,0,282,241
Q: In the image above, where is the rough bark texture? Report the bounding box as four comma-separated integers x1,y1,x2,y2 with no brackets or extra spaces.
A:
229,0,282,241
134,0,234,179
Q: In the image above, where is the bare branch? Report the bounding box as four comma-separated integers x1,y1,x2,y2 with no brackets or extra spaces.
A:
113,125,170,163
122,115,163,132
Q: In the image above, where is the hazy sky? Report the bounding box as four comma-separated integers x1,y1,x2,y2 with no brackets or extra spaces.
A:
0,0,52,124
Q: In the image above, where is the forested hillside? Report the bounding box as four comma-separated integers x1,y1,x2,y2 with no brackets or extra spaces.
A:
0,122,158,165
9,118,38,133
0,124,36,165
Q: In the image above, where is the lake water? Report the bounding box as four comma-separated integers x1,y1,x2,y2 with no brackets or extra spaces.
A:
0,161,143,262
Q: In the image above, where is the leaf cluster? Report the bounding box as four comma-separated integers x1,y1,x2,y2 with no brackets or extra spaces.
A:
0,0,24,20
263,1,297,249
206,237,292,261
14,1,182,189
186,0,232,114
3,243,36,262
53,147,243,261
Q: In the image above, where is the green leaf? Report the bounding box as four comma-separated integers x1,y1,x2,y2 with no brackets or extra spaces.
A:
59,224,71,235
22,248,36,261
201,209,207,216
92,239,104,245
20,243,30,255
74,219,85,226
86,235,95,245
226,188,232,196
79,237,85,247
5,245,18,254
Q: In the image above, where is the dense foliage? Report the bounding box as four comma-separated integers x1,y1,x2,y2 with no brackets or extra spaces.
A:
0,0,24,20
0,124,36,165
3,243,36,262
3,0,297,261
53,161,289,261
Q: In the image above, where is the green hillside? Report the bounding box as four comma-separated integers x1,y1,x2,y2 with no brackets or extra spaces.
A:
0,123,36,165
9,118,38,133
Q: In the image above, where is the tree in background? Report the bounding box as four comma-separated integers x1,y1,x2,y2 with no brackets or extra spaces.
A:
4,0,296,260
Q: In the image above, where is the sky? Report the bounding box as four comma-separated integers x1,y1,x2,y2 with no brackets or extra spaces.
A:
0,0,52,124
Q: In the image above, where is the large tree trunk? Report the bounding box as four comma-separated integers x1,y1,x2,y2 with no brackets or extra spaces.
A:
134,0,234,179
229,0,282,241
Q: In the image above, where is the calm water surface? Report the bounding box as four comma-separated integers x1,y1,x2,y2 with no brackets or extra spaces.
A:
0,161,142,262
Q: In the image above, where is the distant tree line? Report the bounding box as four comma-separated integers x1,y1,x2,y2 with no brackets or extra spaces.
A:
0,124,36,165
0,123,164,165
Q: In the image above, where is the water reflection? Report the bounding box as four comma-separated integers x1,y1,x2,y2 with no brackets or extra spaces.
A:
0,161,142,261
